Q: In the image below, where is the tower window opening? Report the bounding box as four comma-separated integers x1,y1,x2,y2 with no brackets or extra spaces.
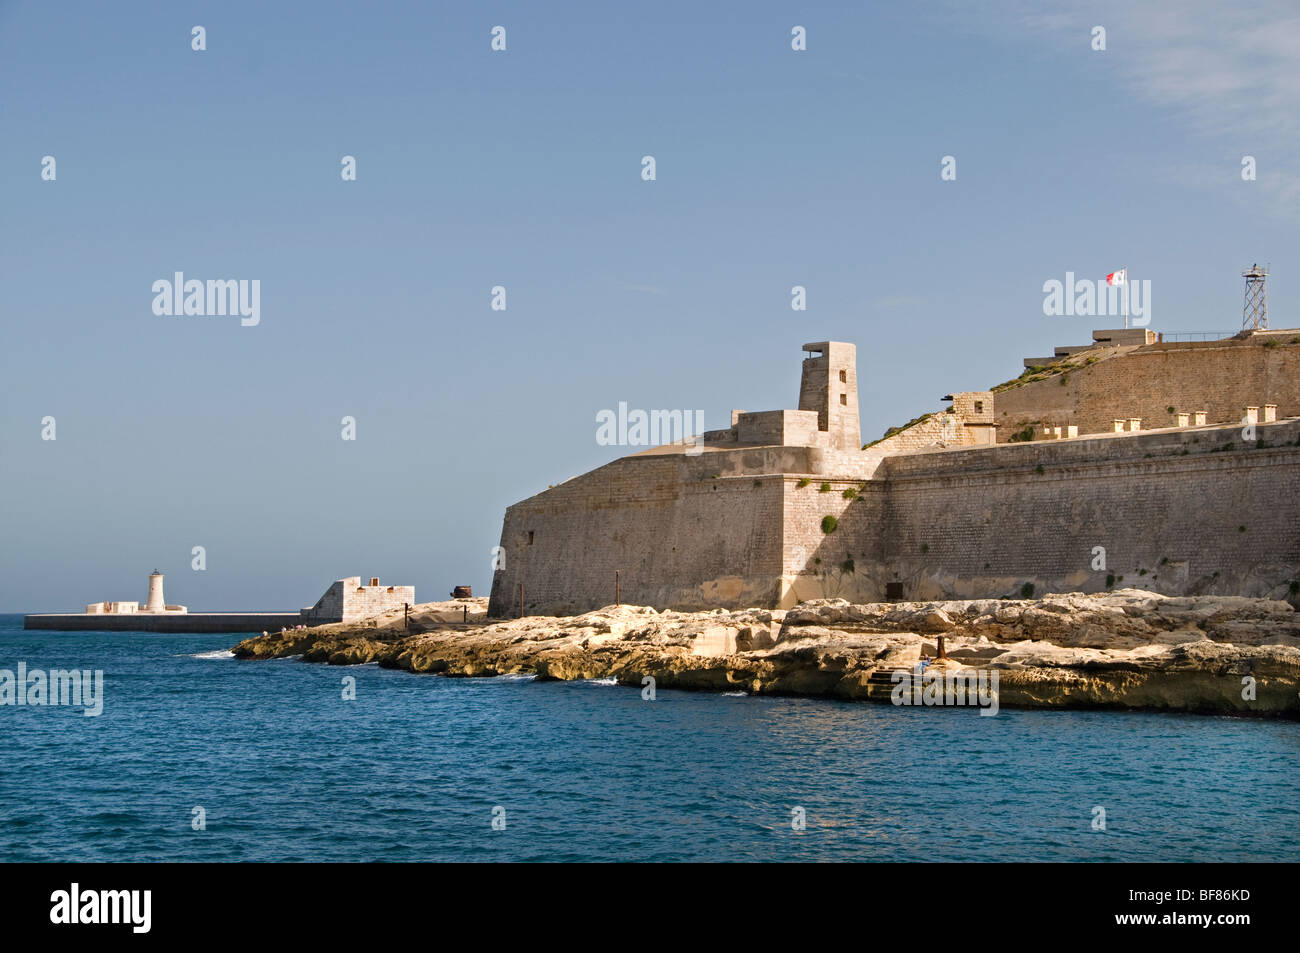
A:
839,370,847,383
527,531,534,545
839,393,847,405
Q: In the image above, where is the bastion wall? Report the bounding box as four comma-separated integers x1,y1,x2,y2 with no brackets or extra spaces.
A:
784,418,1300,607
488,451,789,616
490,419,1300,615
996,334,1300,440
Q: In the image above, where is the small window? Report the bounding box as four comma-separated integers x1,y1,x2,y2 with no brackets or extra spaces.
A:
839,393,847,405
974,401,984,414
839,370,847,383
527,531,534,545
885,582,904,601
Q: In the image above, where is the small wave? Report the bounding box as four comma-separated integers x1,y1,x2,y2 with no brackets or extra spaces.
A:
721,691,749,697
496,673,537,681
187,649,235,660
587,677,619,686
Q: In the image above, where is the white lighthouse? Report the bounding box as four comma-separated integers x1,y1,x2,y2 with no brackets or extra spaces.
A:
81,569,187,616
145,570,166,613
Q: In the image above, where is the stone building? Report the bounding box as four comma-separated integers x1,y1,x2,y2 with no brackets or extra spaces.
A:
300,576,416,624
488,331,1300,616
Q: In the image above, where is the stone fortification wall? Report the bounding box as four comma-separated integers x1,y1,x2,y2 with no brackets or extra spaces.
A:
793,418,1300,605
995,334,1300,441
488,451,786,616
490,419,1299,615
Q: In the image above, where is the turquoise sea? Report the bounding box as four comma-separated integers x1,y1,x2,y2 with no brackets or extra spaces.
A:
2,615,1297,862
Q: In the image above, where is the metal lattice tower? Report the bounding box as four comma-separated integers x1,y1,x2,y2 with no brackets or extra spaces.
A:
1242,263,1268,330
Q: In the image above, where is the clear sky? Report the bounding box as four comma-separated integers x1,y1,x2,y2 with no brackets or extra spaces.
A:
2,0,1296,611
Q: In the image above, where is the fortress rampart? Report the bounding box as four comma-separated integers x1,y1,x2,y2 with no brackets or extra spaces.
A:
784,418,1300,606
488,333,1300,616
996,330,1300,440
488,451,789,614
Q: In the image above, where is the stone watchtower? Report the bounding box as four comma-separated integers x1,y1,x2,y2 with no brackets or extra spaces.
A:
798,341,860,450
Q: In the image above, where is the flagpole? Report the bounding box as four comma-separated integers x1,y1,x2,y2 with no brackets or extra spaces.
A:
1123,265,1129,330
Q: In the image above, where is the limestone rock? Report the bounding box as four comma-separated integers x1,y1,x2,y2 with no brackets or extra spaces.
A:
230,589,1300,717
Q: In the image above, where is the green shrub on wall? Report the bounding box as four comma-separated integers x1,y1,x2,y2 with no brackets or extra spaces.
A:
821,515,838,534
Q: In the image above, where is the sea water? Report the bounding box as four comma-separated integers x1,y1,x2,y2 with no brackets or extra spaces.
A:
1,616,1296,862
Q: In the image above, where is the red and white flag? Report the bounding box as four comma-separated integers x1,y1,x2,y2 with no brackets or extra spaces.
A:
1106,268,1127,286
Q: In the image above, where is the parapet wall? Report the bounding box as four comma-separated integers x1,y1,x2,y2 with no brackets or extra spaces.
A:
736,410,823,448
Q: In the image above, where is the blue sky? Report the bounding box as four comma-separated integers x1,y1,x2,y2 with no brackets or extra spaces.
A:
2,0,1296,611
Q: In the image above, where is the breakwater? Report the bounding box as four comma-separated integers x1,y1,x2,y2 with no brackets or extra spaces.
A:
25,612,301,633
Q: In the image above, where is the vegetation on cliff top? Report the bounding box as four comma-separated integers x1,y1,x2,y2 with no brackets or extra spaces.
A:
862,412,934,449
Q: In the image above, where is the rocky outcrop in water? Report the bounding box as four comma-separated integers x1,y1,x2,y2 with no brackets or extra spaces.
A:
231,591,1300,717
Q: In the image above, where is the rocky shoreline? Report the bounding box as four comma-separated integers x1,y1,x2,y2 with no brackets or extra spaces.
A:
231,589,1300,717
